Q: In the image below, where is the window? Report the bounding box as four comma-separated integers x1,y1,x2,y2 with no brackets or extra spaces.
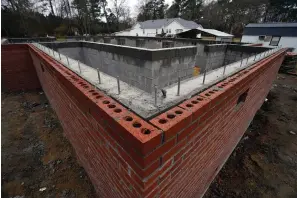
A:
264,36,271,42
259,35,265,41
270,36,281,46
143,29,145,34
166,29,168,33
169,29,171,33
156,29,158,34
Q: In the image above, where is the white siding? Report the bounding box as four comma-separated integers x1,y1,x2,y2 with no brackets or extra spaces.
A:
128,28,164,37
278,37,297,52
242,35,297,52
164,21,189,34
241,35,261,43
116,19,199,37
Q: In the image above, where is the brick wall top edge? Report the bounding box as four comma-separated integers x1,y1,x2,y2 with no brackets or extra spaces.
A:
2,44,28,51
28,44,163,155
150,49,286,135
42,41,197,61
181,49,286,105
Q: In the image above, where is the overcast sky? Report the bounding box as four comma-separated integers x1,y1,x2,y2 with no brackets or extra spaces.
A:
111,0,174,18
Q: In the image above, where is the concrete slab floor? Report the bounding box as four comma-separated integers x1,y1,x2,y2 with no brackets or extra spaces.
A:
33,43,280,119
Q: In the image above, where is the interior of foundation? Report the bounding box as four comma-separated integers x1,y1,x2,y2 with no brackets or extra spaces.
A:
35,39,279,119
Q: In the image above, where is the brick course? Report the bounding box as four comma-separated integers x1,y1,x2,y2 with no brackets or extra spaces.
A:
2,44,41,91
2,43,286,198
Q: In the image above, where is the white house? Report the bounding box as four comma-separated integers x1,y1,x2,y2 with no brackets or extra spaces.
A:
241,23,297,52
115,18,203,37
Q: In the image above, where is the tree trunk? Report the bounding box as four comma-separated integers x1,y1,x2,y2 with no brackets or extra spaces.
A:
66,0,72,17
49,0,55,15
102,3,110,33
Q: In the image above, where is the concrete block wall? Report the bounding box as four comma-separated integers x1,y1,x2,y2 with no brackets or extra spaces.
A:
2,43,285,198
43,41,262,87
224,50,250,65
195,44,227,73
204,45,227,71
82,47,154,91
92,37,191,49
46,42,197,93
62,35,246,47
153,55,196,88
223,45,268,65
2,44,41,91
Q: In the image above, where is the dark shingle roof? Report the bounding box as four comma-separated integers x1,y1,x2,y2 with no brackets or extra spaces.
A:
246,23,297,28
138,18,202,29
244,23,297,37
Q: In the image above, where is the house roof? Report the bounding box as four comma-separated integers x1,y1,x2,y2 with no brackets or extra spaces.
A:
138,18,202,29
244,23,297,37
246,23,297,28
198,28,233,37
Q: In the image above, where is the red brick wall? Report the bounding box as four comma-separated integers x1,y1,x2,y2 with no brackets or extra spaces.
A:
2,44,41,91
150,50,285,197
28,46,163,197
18,45,285,197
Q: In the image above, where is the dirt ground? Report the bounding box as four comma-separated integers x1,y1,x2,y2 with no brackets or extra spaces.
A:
1,74,297,198
1,91,96,197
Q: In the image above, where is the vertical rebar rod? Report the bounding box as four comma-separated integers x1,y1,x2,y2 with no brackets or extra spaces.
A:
66,56,69,65
117,76,120,94
97,68,101,84
58,52,61,60
78,61,81,73
202,68,207,84
246,57,249,65
203,56,209,84
223,64,227,76
240,52,243,67
254,54,257,61
154,85,157,106
177,77,181,96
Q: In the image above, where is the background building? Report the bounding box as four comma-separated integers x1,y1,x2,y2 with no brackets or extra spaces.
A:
241,23,297,52
115,18,202,37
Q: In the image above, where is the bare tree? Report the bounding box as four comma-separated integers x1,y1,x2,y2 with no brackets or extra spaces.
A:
100,0,110,33
48,0,55,15
111,0,126,30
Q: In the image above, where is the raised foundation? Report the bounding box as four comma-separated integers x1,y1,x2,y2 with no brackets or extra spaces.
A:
2,41,286,198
